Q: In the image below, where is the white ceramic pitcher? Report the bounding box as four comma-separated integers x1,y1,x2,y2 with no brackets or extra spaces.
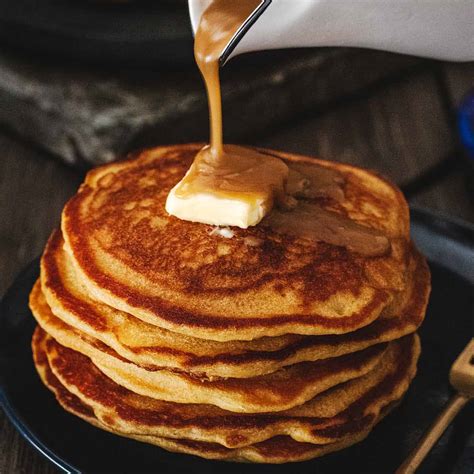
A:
189,0,474,63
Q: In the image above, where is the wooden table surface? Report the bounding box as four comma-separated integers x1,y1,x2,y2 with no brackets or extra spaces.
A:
1,61,473,474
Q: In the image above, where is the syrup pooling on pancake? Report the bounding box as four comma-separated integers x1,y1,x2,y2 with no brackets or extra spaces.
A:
265,204,390,257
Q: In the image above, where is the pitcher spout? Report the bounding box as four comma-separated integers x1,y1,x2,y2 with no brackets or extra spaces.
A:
189,0,474,63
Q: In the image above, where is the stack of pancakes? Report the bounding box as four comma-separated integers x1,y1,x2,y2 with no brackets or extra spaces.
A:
30,144,430,463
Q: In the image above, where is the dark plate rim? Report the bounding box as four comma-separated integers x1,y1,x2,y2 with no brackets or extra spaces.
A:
0,389,76,473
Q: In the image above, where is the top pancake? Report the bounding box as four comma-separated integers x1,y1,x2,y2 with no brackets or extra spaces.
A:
62,144,411,341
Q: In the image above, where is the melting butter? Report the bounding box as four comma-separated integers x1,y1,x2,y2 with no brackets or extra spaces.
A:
166,145,288,228
175,145,288,203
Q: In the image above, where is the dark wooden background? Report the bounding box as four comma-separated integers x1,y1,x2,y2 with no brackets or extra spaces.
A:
1,59,473,473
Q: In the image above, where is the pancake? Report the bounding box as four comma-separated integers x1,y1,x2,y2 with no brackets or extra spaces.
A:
40,231,430,378
30,286,388,413
61,144,411,342
32,327,404,463
31,143,430,463
41,328,419,448
124,430,377,464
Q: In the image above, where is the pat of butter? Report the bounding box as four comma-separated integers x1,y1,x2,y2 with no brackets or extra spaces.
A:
165,183,270,229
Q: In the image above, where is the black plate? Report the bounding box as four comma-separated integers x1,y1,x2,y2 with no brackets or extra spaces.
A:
0,0,194,66
1,208,473,474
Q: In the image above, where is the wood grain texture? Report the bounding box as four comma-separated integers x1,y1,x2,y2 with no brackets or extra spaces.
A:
1,64,473,474
0,133,83,474
0,134,84,295
443,62,474,107
410,168,474,223
0,48,421,166
396,394,472,474
0,415,58,474
256,72,454,186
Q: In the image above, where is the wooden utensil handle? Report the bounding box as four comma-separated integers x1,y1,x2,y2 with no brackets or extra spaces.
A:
396,393,471,474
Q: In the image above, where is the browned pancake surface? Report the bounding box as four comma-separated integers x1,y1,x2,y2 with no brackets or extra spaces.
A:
62,144,411,341
40,233,429,378
32,327,410,463
30,285,389,412
42,329,419,447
